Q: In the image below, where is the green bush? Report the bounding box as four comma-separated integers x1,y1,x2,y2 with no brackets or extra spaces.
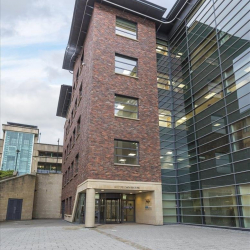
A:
0,170,14,178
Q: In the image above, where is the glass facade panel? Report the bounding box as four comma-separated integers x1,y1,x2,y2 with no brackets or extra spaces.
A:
1,131,34,175
239,184,250,228
160,0,250,228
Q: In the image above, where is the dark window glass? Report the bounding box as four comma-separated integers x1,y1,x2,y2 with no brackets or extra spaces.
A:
182,216,202,224
162,184,176,192
75,154,79,173
201,175,234,189
77,116,81,135
235,171,250,184
234,159,250,173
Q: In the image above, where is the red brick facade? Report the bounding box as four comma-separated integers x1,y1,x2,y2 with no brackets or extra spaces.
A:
62,3,161,214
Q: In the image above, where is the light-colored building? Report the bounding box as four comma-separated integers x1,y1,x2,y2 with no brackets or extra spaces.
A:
0,122,63,221
1,122,62,175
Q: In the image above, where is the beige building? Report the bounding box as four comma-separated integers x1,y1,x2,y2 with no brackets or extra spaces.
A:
0,122,63,221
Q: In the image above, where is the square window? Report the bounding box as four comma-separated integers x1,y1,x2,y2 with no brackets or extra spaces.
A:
115,95,138,119
114,140,139,165
115,54,138,77
116,17,137,39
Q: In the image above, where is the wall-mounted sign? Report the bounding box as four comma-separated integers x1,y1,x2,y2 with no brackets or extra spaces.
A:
145,198,152,210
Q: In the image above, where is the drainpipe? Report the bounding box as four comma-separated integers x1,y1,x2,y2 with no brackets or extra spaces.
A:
102,0,190,24
68,0,190,70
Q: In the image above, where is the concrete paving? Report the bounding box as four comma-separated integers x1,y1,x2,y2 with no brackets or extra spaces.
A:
0,219,249,250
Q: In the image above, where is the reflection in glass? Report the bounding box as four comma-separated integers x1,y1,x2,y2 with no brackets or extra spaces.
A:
114,140,138,165
115,54,137,77
116,17,137,39
239,184,250,228
115,95,138,119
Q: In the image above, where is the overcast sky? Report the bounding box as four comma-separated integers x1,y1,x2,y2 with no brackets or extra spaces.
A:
1,0,176,145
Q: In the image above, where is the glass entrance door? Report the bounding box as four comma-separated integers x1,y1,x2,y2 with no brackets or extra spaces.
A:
106,199,121,223
123,200,135,222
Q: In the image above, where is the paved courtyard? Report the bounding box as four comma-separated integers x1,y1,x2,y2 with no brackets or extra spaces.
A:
0,220,249,250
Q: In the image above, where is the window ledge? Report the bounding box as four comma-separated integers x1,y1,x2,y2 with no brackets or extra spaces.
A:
115,73,138,79
114,163,140,167
115,116,140,121
116,34,138,42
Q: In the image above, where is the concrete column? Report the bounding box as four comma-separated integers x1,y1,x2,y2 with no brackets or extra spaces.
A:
85,188,95,228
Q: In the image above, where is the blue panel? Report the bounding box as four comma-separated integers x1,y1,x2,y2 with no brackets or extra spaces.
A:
1,131,34,175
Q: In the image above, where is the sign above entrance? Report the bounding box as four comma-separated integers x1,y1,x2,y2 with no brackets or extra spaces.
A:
114,186,140,190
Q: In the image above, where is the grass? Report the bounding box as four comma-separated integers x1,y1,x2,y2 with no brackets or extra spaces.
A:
0,170,14,179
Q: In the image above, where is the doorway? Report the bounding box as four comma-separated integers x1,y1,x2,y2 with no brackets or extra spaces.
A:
123,200,135,222
6,199,23,220
97,193,135,224
106,199,121,223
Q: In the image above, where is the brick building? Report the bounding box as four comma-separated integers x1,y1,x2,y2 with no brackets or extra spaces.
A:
57,0,250,229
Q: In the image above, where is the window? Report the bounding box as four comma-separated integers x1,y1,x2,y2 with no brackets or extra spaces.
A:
39,151,62,158
116,17,137,39
73,128,76,143
75,154,79,173
75,98,77,114
81,51,84,65
114,140,139,165
115,95,138,119
79,82,83,98
69,137,72,149
115,54,138,77
156,39,168,55
76,69,79,81
159,109,172,128
77,116,81,135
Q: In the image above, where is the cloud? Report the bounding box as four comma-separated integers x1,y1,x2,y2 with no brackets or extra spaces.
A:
1,0,74,47
1,50,71,144
0,0,178,146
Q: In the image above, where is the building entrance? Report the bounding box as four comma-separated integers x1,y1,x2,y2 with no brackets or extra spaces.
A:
104,198,121,223
96,193,135,224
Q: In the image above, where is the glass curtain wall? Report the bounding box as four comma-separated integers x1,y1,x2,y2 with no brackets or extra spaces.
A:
160,0,250,228
1,131,34,175
157,39,178,223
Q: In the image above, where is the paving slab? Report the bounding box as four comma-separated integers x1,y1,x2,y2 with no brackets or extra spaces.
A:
0,220,249,250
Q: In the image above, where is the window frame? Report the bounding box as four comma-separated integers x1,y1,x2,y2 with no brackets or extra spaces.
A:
114,94,139,119
115,53,138,77
115,16,137,40
114,139,139,166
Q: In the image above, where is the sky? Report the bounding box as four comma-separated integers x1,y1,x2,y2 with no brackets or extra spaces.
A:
1,0,176,145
